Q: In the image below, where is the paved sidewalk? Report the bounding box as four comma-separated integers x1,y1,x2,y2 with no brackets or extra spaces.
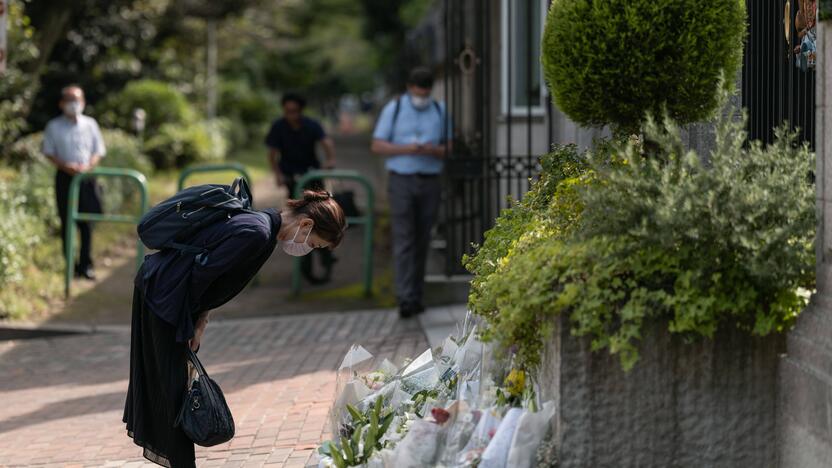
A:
0,309,428,467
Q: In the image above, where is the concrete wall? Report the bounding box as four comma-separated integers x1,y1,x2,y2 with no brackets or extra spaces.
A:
541,317,783,468
779,22,832,468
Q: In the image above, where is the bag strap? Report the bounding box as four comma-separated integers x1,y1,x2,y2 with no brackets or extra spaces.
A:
186,348,208,378
229,177,253,208
167,242,206,255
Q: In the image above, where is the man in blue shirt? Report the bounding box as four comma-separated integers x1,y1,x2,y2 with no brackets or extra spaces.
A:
372,67,449,318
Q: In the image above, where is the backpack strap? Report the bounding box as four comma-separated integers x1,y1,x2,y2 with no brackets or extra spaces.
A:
388,96,447,143
388,95,402,141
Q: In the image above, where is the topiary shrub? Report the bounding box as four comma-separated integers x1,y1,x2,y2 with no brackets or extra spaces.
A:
99,79,196,135
542,0,746,133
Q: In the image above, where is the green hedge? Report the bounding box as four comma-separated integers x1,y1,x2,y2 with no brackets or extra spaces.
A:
219,79,275,147
466,112,815,372
542,0,746,133
144,119,228,169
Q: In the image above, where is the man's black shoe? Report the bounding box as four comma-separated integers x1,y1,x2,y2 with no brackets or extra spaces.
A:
398,302,418,319
78,266,96,281
413,302,426,315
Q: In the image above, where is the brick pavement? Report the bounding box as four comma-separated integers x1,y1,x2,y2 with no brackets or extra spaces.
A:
0,310,427,467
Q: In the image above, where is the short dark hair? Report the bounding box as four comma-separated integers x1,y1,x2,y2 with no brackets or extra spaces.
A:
281,92,306,109
61,84,84,100
407,67,434,89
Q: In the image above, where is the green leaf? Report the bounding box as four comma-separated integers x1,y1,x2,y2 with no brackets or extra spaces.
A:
340,436,354,464
346,404,364,424
379,413,395,438
330,447,346,468
318,440,334,456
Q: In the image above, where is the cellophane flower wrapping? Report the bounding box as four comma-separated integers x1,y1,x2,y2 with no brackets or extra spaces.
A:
479,407,524,468
506,401,556,468
318,310,557,468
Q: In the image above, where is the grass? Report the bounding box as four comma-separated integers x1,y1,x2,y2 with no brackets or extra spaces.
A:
298,268,397,308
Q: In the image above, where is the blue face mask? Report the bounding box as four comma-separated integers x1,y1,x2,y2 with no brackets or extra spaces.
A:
281,225,314,257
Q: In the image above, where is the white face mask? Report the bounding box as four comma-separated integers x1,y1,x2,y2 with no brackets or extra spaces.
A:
410,95,431,110
281,225,314,257
63,101,84,117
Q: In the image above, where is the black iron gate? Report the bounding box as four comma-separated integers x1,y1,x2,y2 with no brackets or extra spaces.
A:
437,0,549,276
743,0,817,148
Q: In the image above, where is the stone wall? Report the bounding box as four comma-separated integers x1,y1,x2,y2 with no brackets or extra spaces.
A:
541,317,783,468
779,21,832,468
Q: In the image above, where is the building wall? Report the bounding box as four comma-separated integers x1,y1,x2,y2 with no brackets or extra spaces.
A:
779,21,832,468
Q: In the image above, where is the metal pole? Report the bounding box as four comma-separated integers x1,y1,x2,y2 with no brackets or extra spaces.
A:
177,162,253,192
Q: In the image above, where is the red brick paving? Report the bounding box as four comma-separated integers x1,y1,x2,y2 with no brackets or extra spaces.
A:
0,310,427,467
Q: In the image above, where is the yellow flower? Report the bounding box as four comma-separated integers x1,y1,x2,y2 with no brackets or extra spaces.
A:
504,369,526,397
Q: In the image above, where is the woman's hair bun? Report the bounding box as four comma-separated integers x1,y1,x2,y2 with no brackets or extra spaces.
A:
286,189,346,247
303,190,330,203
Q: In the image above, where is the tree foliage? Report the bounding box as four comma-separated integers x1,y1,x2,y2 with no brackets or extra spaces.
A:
0,2,39,157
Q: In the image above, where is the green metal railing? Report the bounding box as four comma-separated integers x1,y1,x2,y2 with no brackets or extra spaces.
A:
65,168,149,298
291,170,375,297
177,162,252,191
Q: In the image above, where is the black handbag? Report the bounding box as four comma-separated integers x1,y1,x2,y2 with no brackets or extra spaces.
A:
174,348,235,447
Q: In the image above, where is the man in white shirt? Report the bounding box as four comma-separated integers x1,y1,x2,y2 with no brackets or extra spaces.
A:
43,85,106,280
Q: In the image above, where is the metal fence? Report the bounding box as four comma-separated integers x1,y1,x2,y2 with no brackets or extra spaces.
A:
743,0,817,149
432,0,551,275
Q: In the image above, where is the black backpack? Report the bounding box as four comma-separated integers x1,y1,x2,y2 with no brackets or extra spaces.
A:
137,177,258,262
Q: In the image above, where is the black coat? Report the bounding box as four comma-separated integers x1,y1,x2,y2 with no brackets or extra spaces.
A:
125,210,280,467
134,209,281,342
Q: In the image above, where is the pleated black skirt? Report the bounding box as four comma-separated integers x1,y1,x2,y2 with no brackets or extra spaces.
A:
123,287,196,468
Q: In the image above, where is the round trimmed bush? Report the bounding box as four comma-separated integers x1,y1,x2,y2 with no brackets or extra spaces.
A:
99,79,196,134
542,0,746,133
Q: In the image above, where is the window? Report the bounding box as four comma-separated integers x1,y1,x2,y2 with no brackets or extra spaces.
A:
502,0,546,115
